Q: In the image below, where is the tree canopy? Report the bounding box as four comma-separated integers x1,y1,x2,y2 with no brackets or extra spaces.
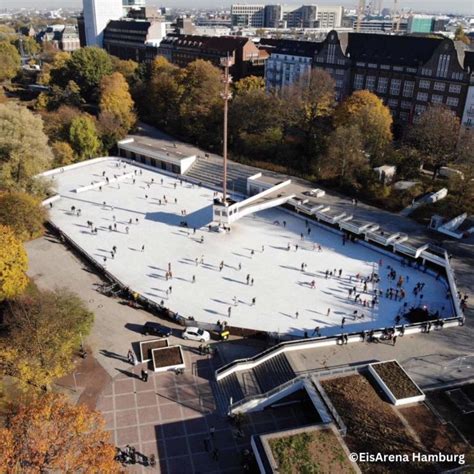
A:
335,90,393,161
69,115,102,160
0,103,53,192
0,225,28,301
0,192,46,241
407,104,460,173
0,393,119,472
0,41,21,82
0,287,94,391
99,72,136,148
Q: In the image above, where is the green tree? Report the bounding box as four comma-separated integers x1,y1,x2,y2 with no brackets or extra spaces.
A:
0,103,53,192
69,115,101,160
407,104,460,175
51,47,113,102
111,56,139,84
0,225,28,301
0,41,21,82
335,90,393,161
0,287,94,391
51,141,75,167
40,105,82,143
15,36,39,57
0,192,46,241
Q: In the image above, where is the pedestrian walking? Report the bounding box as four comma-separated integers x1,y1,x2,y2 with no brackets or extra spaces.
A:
228,306,232,317
251,297,256,306
238,262,242,271
127,350,134,364
210,426,215,438
392,335,397,346
141,370,148,382
251,278,254,286
327,308,331,317
192,275,196,283
212,448,219,461
341,317,345,328
141,244,145,252
295,311,299,319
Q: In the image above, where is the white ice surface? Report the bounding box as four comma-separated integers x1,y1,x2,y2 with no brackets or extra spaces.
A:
47,159,451,337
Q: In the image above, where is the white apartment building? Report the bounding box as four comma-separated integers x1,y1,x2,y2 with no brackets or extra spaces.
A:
83,0,123,47
265,53,312,89
231,4,265,27
316,6,343,29
461,82,474,128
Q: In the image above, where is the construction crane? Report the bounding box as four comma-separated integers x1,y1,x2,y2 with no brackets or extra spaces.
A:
392,0,401,32
356,0,366,32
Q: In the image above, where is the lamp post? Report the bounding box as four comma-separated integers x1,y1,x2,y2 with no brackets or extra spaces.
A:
220,55,234,203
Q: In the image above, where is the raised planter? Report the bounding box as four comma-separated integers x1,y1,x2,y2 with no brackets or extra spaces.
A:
139,338,169,363
369,360,425,406
151,345,185,373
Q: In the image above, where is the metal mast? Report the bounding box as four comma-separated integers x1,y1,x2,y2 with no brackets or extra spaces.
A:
220,55,234,203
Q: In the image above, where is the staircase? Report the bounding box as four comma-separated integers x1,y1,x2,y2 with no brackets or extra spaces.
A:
184,158,255,195
213,353,296,415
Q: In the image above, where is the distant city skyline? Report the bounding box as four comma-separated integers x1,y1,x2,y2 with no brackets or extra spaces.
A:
2,0,473,16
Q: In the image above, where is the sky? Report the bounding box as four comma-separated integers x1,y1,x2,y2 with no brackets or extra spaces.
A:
2,0,473,16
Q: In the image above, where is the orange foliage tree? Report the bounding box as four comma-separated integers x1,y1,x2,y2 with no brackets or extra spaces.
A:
0,393,119,473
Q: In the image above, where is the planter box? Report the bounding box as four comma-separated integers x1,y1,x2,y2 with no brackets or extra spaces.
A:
139,338,169,362
151,345,185,373
369,360,425,406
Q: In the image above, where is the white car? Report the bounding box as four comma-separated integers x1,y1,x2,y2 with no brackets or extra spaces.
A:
182,327,210,342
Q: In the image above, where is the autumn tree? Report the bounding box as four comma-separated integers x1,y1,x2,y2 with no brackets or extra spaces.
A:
229,88,283,161
14,36,39,57
283,69,336,172
69,115,102,160
335,90,393,161
146,56,184,131
40,105,83,143
234,75,265,94
0,192,46,241
0,225,28,301
0,288,94,391
98,72,136,148
0,393,119,472
111,55,139,84
0,41,21,82
179,59,223,148
454,26,470,45
407,104,460,175
0,103,53,192
321,125,369,185
51,140,75,167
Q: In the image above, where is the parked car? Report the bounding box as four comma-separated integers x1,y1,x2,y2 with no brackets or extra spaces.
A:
182,327,210,342
142,322,172,337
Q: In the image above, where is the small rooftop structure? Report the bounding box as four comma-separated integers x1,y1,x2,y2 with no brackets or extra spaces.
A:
374,165,396,184
117,137,196,174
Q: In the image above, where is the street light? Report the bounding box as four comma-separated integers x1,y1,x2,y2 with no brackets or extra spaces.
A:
220,55,234,203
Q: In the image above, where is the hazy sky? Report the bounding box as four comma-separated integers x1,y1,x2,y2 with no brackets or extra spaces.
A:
3,0,473,16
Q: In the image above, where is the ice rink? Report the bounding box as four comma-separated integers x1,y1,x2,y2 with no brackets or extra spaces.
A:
46,159,451,337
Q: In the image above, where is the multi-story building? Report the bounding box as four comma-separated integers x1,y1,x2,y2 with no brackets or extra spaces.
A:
407,15,434,33
57,25,81,51
264,31,470,125
461,51,474,128
231,4,265,27
356,18,408,32
103,19,165,62
122,0,146,16
157,34,268,79
82,0,123,47
316,6,343,29
263,39,321,90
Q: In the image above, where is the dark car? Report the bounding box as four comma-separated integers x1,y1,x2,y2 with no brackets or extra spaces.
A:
142,322,172,337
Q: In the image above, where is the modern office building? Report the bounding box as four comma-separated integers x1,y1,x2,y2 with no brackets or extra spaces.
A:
122,0,146,16
231,3,343,29
82,0,123,46
103,19,166,62
264,32,470,125
407,15,434,33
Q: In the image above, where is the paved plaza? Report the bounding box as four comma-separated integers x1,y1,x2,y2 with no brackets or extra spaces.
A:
46,158,452,337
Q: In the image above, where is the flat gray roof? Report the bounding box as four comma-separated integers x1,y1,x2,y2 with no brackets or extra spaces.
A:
120,137,195,161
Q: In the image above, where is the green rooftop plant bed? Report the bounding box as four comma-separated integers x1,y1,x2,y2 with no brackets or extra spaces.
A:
269,429,355,474
372,361,422,400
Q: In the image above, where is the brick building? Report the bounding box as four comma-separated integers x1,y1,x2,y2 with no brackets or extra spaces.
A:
265,31,470,125
156,35,268,79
